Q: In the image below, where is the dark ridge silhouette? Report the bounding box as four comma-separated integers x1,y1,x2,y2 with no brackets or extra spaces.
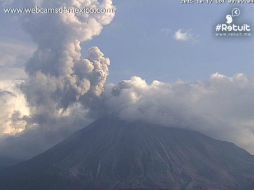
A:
1,117,254,190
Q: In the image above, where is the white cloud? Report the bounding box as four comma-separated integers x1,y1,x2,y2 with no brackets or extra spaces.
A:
174,29,194,42
0,80,30,136
105,73,254,154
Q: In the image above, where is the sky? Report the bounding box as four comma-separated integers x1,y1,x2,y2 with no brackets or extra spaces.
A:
1,1,254,83
86,1,254,82
1,0,254,159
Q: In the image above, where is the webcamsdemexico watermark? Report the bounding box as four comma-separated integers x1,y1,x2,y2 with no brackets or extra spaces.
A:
2,6,115,15
215,8,252,37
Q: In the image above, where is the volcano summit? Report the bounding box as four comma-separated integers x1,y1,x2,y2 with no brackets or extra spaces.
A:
1,117,254,190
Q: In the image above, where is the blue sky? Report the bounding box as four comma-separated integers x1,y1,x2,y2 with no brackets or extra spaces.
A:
1,1,254,83
85,1,254,82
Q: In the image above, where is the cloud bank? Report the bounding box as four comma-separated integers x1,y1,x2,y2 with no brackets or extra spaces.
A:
104,73,254,153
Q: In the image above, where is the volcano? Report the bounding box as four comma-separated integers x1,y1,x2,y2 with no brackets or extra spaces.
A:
1,117,254,190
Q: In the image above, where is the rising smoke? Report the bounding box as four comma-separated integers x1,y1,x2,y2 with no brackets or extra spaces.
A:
0,0,115,159
21,0,114,121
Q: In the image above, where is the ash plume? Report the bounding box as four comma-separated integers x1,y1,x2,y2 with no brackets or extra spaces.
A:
0,0,115,159
21,0,114,121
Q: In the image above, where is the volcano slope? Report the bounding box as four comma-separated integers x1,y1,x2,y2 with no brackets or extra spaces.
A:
1,117,254,190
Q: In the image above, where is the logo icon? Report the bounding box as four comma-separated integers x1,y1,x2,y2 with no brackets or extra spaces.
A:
215,8,251,38
226,15,233,25
232,8,240,17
